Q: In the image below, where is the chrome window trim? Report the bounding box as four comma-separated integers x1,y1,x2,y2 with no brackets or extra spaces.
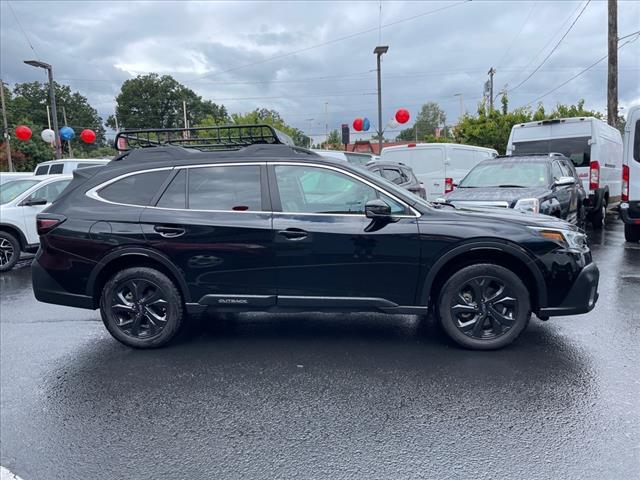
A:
86,161,420,217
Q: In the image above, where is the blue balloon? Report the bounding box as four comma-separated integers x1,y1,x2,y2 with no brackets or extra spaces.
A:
362,118,370,131
60,126,75,141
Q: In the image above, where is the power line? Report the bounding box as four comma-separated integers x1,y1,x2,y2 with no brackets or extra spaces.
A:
6,1,39,58
496,1,538,67
619,30,640,41
523,32,640,107
191,0,472,81
509,0,591,94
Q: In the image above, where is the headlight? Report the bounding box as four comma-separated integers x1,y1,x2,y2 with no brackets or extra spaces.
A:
514,197,540,213
529,227,588,250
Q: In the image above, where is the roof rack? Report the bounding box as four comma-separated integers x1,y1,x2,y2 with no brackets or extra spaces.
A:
114,124,294,152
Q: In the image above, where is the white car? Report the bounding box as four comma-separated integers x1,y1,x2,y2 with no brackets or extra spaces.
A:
507,117,623,228
380,143,498,201
621,104,640,242
312,150,376,167
34,158,110,175
0,172,34,185
0,174,72,271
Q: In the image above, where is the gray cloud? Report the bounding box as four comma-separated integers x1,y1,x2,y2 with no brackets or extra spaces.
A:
1,0,638,144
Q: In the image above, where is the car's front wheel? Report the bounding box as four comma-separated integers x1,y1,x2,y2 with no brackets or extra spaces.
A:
100,267,184,348
437,264,531,350
0,232,20,273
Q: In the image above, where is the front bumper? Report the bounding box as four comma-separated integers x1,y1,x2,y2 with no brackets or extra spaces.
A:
32,257,95,309
619,201,640,226
538,262,599,318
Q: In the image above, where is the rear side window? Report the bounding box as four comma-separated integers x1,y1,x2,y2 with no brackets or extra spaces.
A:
634,120,640,163
381,168,407,185
157,169,187,209
98,170,170,206
48,163,64,174
513,137,591,168
34,165,49,175
188,165,261,211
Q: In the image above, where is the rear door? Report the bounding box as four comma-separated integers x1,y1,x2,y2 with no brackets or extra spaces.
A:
269,162,420,307
140,163,276,304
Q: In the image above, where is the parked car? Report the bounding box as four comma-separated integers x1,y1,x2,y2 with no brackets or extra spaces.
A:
365,160,426,199
620,104,640,242
313,149,376,166
34,158,110,175
0,174,72,271
32,125,599,351
507,117,623,228
445,154,587,226
0,172,34,185
380,143,498,201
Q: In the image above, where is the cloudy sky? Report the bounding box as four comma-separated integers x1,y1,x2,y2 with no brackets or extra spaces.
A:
1,0,639,143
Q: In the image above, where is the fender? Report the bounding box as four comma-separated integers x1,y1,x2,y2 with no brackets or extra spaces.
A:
0,222,28,249
540,197,561,217
417,239,548,308
86,246,192,303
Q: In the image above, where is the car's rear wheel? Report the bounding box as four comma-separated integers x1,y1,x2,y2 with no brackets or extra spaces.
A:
100,267,184,348
437,264,531,350
0,232,20,273
591,198,607,229
625,224,640,242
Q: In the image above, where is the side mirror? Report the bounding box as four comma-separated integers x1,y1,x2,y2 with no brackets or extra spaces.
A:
554,176,575,187
22,197,48,207
365,199,391,219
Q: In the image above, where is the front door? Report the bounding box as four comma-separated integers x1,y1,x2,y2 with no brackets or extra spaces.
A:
269,163,421,307
140,163,276,304
22,178,71,244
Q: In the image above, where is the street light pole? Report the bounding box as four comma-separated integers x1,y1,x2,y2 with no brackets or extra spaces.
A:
24,60,61,159
0,79,13,171
374,45,388,154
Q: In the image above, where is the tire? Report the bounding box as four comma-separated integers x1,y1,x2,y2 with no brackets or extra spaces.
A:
0,231,21,273
100,267,184,348
625,223,640,242
437,264,531,350
576,206,587,231
591,198,607,229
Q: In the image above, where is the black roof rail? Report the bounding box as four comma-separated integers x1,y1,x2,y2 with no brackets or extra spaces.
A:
114,124,294,152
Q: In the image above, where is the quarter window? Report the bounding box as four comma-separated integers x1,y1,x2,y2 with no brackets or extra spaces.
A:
275,165,406,215
157,169,186,209
98,170,170,206
188,165,261,211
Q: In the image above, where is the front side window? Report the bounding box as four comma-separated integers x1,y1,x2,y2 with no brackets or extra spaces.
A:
98,170,170,206
551,162,564,180
275,165,406,214
0,180,40,204
30,179,71,203
188,165,261,211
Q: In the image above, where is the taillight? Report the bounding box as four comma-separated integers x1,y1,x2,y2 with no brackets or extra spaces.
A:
622,164,629,202
407,143,416,148
589,160,600,190
36,216,66,236
444,177,454,193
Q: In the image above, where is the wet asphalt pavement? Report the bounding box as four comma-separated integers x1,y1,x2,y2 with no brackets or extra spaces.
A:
1,218,639,480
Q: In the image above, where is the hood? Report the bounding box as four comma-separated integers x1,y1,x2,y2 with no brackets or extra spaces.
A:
446,186,551,206
435,203,578,231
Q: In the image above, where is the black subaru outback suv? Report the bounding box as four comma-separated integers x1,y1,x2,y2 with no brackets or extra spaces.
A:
32,125,599,350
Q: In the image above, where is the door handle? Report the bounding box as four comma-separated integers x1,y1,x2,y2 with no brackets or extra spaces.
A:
154,225,185,238
277,228,308,241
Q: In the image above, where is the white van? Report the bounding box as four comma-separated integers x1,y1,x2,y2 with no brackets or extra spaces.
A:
620,104,640,242
380,143,498,200
34,158,110,176
507,117,623,228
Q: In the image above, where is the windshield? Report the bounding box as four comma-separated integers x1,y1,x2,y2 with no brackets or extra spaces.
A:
0,179,41,205
459,161,549,188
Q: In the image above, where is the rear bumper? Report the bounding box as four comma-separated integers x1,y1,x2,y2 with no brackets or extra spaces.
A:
32,257,95,309
620,201,640,225
538,262,599,317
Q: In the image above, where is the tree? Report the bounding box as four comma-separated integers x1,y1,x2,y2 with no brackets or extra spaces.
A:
396,102,446,141
230,108,310,147
107,73,229,130
319,129,342,149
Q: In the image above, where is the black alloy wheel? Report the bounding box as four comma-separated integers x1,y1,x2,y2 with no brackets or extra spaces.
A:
0,232,20,272
100,267,184,348
438,264,531,350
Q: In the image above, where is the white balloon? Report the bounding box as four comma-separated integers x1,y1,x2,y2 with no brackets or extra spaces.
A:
41,129,55,143
387,119,399,129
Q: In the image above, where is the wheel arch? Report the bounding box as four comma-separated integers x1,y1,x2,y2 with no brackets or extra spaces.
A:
87,247,191,308
0,223,27,249
419,240,547,313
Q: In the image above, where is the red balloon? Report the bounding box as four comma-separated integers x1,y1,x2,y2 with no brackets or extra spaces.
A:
80,129,96,144
395,108,410,124
15,125,32,141
353,118,364,131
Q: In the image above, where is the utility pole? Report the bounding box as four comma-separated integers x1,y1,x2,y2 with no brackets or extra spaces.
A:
487,67,496,111
607,0,618,126
24,60,61,159
454,93,465,120
0,79,13,172
374,45,389,153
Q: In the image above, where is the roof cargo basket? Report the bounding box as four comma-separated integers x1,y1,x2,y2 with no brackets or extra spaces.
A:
114,124,294,152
